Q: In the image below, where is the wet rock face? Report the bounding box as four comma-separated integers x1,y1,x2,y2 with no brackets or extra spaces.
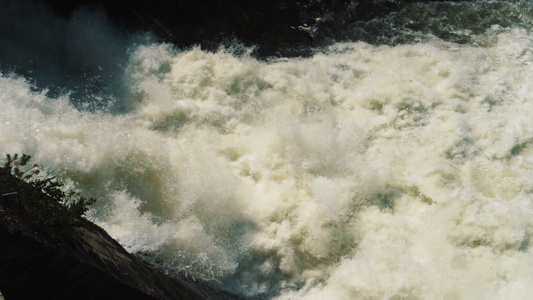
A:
0,174,239,300
0,229,159,300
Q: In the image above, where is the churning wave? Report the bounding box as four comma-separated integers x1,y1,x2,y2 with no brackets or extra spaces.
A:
1,0,533,298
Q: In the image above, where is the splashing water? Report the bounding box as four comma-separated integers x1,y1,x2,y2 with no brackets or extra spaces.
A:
2,0,533,299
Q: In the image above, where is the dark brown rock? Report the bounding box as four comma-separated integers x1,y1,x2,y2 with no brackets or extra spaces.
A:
0,170,240,300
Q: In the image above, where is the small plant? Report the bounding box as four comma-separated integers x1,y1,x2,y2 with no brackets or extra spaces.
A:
1,153,96,228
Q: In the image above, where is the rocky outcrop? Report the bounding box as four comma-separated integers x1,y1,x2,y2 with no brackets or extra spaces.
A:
0,169,240,300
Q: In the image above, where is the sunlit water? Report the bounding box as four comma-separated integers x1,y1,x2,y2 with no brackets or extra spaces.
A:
1,0,533,298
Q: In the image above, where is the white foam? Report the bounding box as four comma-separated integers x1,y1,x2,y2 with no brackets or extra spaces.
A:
1,24,533,299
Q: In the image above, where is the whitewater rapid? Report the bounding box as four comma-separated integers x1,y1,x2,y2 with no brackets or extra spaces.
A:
2,1,533,299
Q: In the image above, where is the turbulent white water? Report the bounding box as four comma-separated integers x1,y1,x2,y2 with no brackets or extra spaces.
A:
2,0,533,298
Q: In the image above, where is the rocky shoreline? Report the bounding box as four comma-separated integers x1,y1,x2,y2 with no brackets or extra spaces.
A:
0,166,241,300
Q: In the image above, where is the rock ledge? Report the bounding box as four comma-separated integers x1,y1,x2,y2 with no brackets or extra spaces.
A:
0,171,239,300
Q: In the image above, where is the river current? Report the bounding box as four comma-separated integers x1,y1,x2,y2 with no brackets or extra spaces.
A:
1,0,533,298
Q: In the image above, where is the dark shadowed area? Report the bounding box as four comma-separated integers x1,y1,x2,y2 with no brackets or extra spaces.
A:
0,164,243,300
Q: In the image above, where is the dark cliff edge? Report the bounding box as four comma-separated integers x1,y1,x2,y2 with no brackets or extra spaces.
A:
0,168,241,300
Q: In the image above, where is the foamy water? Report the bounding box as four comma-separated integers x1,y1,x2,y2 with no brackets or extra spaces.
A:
2,1,533,298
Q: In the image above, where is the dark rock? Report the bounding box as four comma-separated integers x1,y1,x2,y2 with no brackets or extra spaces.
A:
0,170,241,300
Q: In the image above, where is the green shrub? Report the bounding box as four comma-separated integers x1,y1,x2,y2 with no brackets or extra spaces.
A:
1,153,96,229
